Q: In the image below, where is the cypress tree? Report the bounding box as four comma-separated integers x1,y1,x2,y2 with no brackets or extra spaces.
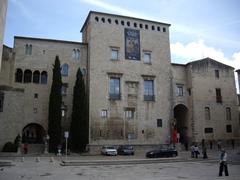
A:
48,56,62,152
70,68,88,152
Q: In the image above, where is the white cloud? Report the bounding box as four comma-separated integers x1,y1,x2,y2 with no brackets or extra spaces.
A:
171,40,240,70
171,40,240,93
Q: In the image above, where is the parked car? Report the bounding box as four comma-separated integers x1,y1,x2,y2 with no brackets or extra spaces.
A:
101,146,117,156
117,145,134,155
146,145,178,158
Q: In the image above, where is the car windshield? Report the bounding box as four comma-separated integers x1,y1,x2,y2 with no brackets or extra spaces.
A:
124,146,133,150
105,146,115,149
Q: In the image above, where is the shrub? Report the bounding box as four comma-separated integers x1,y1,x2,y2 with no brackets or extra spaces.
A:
2,142,17,152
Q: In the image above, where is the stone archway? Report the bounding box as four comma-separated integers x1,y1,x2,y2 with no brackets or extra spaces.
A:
22,123,46,144
173,104,188,144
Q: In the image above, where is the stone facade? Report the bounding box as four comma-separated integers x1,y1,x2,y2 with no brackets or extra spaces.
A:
0,11,239,151
0,0,8,70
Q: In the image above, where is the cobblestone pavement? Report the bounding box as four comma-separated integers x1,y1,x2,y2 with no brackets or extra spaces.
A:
0,149,239,180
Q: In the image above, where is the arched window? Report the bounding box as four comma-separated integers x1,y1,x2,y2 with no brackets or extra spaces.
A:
25,44,32,55
33,71,40,83
41,71,48,84
24,69,32,83
72,49,76,59
76,49,80,60
15,68,23,83
61,63,69,76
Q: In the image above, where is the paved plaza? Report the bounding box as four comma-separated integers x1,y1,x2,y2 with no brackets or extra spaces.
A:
0,149,240,180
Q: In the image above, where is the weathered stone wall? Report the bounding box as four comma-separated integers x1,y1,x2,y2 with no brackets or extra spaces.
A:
189,59,239,142
0,0,8,70
83,12,172,147
0,87,24,150
0,37,88,149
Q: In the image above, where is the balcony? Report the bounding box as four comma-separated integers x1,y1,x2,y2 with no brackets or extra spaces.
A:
144,95,155,101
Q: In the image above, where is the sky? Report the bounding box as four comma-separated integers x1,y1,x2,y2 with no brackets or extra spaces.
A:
3,0,240,74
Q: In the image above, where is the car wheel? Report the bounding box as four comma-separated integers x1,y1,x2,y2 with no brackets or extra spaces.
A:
172,153,177,157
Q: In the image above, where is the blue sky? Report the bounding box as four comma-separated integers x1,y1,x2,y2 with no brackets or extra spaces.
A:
3,0,240,70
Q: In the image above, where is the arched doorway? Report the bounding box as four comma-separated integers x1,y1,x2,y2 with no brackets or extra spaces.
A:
173,104,188,144
22,123,46,144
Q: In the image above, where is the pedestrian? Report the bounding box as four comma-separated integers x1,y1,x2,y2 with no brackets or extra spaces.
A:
193,144,200,158
184,140,188,151
231,139,235,149
23,143,28,154
190,144,195,158
219,149,229,176
217,140,221,151
202,145,208,159
209,141,213,150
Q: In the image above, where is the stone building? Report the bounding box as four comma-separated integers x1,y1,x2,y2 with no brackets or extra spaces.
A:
0,11,239,152
0,0,8,70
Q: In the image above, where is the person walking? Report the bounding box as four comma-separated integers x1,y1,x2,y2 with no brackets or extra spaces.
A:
202,145,208,159
219,149,229,176
190,144,195,158
193,144,200,158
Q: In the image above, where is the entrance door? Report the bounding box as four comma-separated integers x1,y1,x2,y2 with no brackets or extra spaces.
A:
173,104,188,144
22,123,45,144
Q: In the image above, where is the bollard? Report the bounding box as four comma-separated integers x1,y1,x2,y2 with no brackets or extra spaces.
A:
50,157,54,163
21,157,24,162
36,157,40,162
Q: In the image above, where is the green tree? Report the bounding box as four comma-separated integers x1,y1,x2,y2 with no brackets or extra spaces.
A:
48,56,62,152
70,68,88,152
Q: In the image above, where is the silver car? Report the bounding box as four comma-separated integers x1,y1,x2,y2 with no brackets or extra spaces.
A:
101,146,117,156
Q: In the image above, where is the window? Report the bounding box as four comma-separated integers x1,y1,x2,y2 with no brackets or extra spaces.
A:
115,19,118,24
24,69,32,83
72,49,80,60
204,127,213,133
40,71,48,84
101,17,105,23
216,88,222,103
176,85,184,96
61,64,69,76
15,68,23,83
226,107,231,120
145,24,148,29
157,27,161,31
215,70,219,78
95,16,99,22
134,22,137,27
111,49,119,60
163,27,166,32
61,83,68,96
226,125,232,133
157,119,162,127
108,18,111,24
0,91,4,112
144,80,154,101
33,107,38,113
143,52,151,64
121,20,124,25
205,107,210,120
152,25,155,30
33,71,40,83
81,68,87,76
109,77,121,100
76,49,80,60
34,93,38,99
101,109,108,118
25,44,32,55
125,108,135,119
127,21,130,26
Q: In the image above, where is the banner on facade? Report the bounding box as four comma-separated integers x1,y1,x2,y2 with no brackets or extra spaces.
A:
125,28,140,60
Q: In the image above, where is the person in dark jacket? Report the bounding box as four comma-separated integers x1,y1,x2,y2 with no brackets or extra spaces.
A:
219,149,229,176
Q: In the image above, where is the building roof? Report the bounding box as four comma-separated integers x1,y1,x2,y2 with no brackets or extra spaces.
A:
187,57,234,69
80,11,171,32
14,36,88,46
